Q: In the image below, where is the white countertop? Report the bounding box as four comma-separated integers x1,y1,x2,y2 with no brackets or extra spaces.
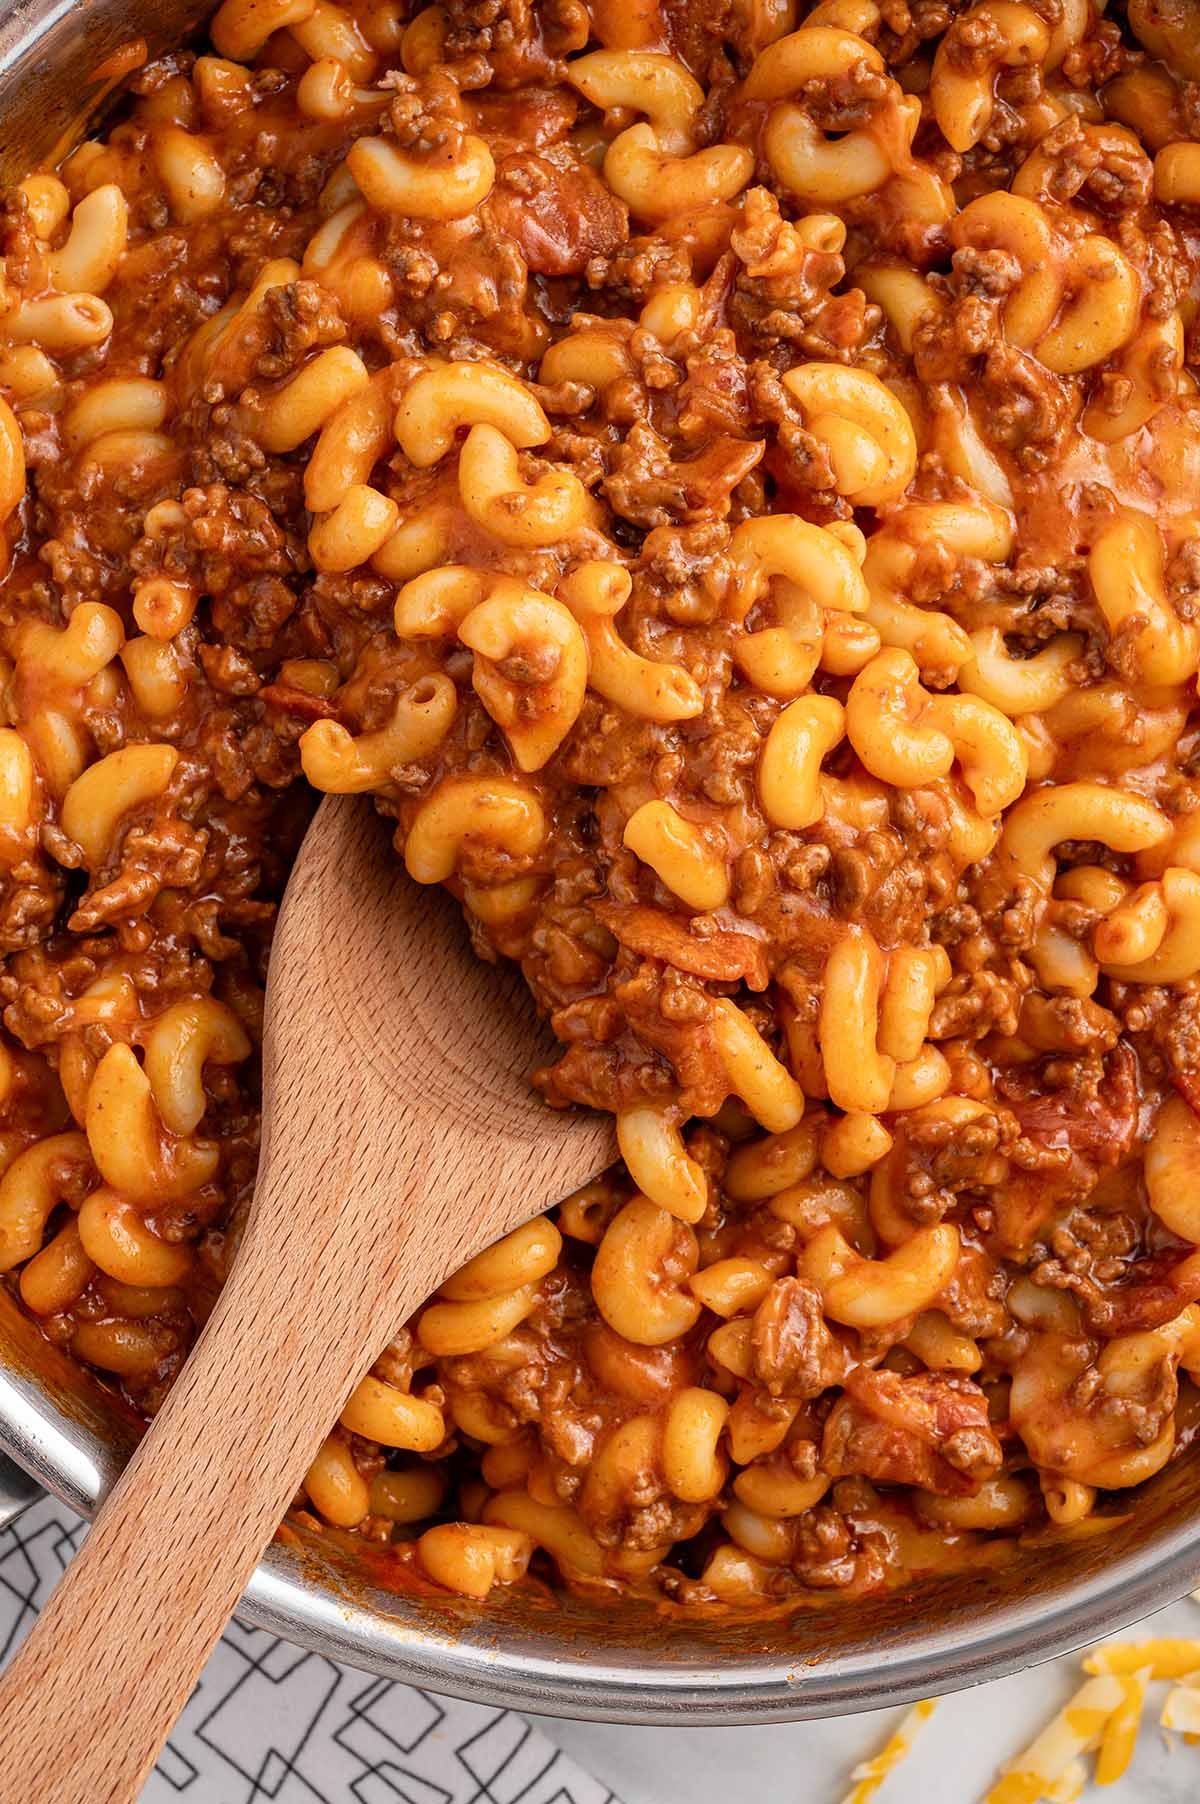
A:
542,1597,1200,1802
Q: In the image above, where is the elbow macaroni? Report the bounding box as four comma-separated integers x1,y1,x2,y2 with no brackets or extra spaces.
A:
0,0,1195,1622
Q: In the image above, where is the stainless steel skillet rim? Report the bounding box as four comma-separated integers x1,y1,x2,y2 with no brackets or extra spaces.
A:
0,0,1198,1732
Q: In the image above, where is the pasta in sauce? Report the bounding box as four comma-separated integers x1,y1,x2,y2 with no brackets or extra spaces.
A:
0,0,1199,1607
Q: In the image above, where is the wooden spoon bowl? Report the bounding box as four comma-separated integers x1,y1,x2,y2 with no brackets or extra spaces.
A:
0,794,614,1802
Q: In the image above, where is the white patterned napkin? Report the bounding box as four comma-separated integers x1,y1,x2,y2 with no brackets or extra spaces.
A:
0,1494,615,1804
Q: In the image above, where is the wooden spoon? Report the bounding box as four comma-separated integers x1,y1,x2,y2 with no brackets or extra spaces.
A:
0,793,613,1802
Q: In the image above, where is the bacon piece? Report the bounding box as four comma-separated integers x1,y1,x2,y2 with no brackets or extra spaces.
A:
258,684,338,721
1008,1046,1138,1167
593,901,770,989
751,1277,847,1398
821,1369,1002,1498
1172,1069,1200,1116
485,154,627,276
993,1044,1138,1251
1086,1252,1200,1335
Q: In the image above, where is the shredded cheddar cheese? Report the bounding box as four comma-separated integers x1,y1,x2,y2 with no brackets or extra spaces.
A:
839,1698,938,1804
1160,1670,1200,1734
1084,1638,1200,1679
985,1675,1126,1804
835,1632,1200,1801
1045,1761,1087,1803
1094,1668,1150,1784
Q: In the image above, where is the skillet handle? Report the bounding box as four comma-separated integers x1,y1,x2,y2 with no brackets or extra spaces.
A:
0,1451,41,1534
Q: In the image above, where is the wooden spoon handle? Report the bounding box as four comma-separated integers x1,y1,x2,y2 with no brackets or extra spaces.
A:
0,1237,386,1804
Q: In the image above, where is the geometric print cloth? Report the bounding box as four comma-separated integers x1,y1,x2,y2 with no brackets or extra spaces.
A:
0,1494,617,1804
